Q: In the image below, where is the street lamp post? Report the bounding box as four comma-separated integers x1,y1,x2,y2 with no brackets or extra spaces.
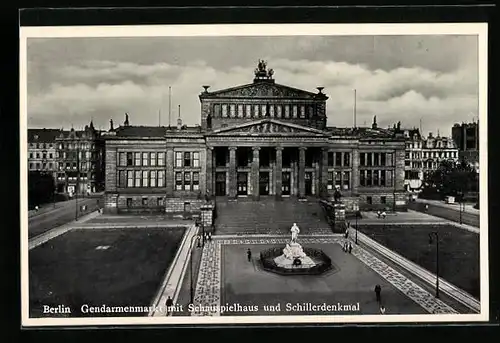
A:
354,203,359,245
190,234,202,305
428,232,440,298
75,142,80,221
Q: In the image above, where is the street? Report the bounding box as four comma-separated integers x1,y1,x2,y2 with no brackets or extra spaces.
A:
28,197,101,238
407,201,479,228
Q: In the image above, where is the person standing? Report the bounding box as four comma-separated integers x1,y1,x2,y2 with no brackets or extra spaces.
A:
380,306,386,314
374,284,382,303
348,242,353,254
165,296,174,316
247,248,252,262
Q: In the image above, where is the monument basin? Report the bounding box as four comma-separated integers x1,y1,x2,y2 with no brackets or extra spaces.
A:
259,244,332,275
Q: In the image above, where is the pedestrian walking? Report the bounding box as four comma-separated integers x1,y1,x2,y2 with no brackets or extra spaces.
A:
377,210,381,218
425,204,429,212
381,211,386,219
348,242,353,254
374,284,382,303
208,232,212,241
165,296,174,315
247,248,252,262
344,228,349,239
35,205,39,212
343,241,349,252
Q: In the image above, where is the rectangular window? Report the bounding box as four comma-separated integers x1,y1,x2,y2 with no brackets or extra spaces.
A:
374,153,380,166
343,152,350,167
127,198,132,207
292,105,298,118
142,170,148,187
230,104,236,117
335,171,341,187
367,153,373,166
127,171,134,187
299,105,305,118
327,171,334,190
193,152,200,167
214,104,221,117
127,152,133,166
157,197,164,207
380,153,386,166
29,163,33,170
184,172,191,191
246,105,251,118
254,104,259,117
175,172,183,190
343,171,350,190
276,105,282,118
142,152,148,166
142,198,148,206
367,196,372,205
284,105,290,118
158,152,165,166
238,104,244,118
134,152,140,166
328,152,334,166
335,152,342,167
382,170,388,186
366,170,372,186
360,153,366,166
118,170,126,187
150,170,157,187
150,152,156,166
193,172,199,190
222,104,228,117
308,105,314,118
135,171,141,187
175,152,183,168
184,152,191,167
373,170,379,186
158,170,165,187
360,170,365,186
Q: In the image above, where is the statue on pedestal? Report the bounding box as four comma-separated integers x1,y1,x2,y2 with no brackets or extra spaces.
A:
290,223,300,243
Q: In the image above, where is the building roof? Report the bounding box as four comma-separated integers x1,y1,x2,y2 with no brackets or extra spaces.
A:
326,126,398,139
28,128,62,142
113,125,168,138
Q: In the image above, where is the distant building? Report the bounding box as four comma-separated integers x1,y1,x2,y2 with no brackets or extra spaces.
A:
28,129,61,189
403,129,459,192
54,121,105,196
452,121,479,172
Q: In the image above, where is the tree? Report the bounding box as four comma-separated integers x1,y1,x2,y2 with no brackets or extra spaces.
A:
28,171,55,209
421,159,479,200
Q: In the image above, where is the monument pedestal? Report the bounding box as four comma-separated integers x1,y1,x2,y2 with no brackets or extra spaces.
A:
273,242,317,269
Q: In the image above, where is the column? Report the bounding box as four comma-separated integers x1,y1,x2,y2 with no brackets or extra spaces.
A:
206,147,213,197
252,147,260,201
320,147,328,197
275,147,283,200
166,148,174,196
352,149,359,194
298,147,306,198
228,147,237,198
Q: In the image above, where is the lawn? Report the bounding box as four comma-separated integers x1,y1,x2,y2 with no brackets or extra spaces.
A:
220,243,427,315
358,224,480,299
29,227,186,318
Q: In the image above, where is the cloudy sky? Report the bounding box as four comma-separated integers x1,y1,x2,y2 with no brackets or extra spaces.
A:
26,35,478,137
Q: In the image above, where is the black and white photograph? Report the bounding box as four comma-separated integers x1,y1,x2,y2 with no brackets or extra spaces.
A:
20,23,488,326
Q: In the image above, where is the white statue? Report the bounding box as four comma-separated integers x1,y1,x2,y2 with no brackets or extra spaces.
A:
290,223,300,243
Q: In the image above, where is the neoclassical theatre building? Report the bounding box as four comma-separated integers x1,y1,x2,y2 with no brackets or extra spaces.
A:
103,62,407,214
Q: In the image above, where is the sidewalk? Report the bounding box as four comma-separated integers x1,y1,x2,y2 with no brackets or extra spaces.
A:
415,198,479,215
28,200,70,218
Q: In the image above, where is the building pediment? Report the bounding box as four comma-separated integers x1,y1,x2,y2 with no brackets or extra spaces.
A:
208,119,329,137
201,82,326,100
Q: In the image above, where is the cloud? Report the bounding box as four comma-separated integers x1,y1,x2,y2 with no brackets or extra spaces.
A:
27,57,478,136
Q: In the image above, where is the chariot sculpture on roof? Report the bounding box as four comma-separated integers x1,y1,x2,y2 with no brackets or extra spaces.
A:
255,59,274,79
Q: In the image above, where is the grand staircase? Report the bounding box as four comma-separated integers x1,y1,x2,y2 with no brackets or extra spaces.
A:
214,197,332,235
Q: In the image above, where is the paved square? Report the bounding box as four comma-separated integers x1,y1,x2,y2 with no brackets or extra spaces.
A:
29,227,185,318
192,236,458,316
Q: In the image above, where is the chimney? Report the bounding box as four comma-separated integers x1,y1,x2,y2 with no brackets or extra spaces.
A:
110,119,114,131
177,105,182,130
371,115,377,129
124,113,130,126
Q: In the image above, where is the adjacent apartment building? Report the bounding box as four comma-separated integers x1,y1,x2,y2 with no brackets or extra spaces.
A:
102,61,409,215
28,128,61,179
403,128,459,192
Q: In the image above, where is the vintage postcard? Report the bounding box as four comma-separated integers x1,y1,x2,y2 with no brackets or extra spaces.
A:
20,23,488,327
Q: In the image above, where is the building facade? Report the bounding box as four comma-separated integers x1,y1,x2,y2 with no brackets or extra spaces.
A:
403,129,459,192
103,62,408,214
55,122,105,196
452,121,479,172
28,129,61,178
